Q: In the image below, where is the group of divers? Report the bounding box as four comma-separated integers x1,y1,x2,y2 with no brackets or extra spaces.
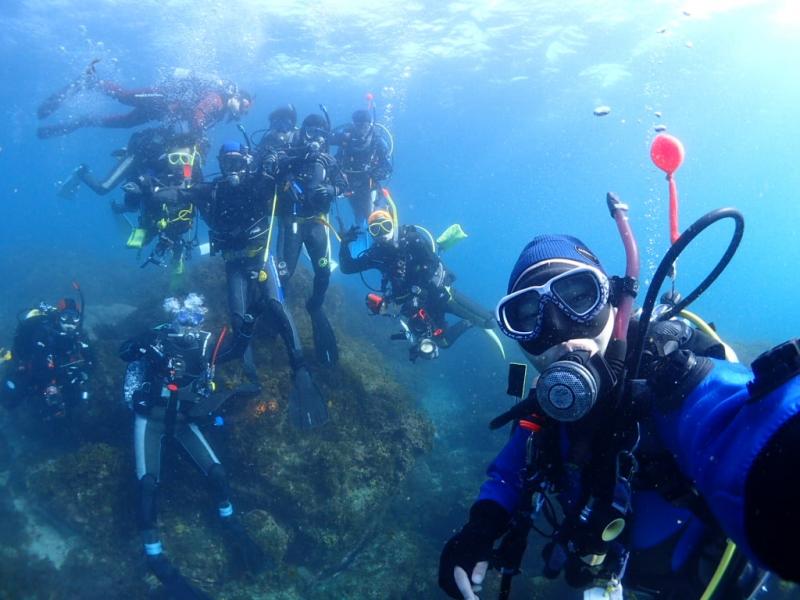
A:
1,66,800,600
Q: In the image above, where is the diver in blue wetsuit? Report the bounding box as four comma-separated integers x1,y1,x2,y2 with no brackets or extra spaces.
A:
439,207,800,599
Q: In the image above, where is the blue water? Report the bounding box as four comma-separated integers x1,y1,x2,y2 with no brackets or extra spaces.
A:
1,1,800,597
3,1,799,345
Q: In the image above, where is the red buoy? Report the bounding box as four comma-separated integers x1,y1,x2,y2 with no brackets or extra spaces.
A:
650,133,685,244
650,133,685,175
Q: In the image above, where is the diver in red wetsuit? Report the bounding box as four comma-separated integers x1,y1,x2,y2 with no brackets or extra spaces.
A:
37,64,251,138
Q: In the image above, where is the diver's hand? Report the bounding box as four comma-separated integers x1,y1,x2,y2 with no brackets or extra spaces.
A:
453,562,489,599
438,500,509,599
341,226,360,244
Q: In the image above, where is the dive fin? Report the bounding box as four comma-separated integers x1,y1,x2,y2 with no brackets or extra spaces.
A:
58,168,83,199
288,367,328,430
484,328,506,360
308,307,339,366
37,59,99,120
147,554,213,600
127,228,147,249
436,224,469,251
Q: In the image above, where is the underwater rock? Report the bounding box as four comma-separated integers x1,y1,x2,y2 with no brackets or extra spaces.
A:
4,261,435,597
82,302,137,337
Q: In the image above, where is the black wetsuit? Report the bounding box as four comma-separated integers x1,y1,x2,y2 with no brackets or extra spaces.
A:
1,312,92,420
120,325,248,559
332,125,392,224
120,174,198,269
75,127,198,197
263,146,347,310
193,175,307,373
339,226,494,347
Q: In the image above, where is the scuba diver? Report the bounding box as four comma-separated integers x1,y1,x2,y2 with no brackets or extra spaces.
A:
58,126,206,200
254,104,298,157
120,294,266,599
37,64,251,139
193,141,328,430
331,108,393,228
339,209,496,362
439,196,800,599
114,142,202,272
1,288,92,422
262,112,347,367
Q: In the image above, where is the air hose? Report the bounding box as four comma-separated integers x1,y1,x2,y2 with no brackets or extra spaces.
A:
630,207,745,379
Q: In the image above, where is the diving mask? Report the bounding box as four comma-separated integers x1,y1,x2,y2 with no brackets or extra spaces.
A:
219,151,250,176
59,309,81,332
368,219,393,237
167,148,197,166
496,264,609,342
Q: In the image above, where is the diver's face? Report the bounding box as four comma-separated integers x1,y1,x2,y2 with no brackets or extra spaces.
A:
352,121,372,141
368,219,394,244
227,97,242,120
58,310,80,333
271,116,293,133
513,262,613,358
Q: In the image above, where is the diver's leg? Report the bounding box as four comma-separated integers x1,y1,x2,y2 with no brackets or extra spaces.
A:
134,414,165,559
305,222,338,366
95,109,153,129
77,154,136,196
441,319,474,348
95,82,161,107
350,185,373,224
137,416,213,597
37,110,149,139
175,423,267,573
220,260,259,382
305,221,332,312
275,217,302,285
446,288,495,329
37,117,97,139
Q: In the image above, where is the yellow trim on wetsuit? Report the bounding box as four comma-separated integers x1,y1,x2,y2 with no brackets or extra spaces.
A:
257,187,279,282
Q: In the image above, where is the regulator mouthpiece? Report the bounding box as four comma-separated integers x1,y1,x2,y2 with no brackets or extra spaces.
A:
536,360,598,421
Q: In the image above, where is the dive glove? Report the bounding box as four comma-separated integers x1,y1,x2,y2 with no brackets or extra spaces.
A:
438,500,510,599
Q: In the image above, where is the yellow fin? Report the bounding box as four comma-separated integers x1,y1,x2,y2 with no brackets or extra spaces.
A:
436,224,468,251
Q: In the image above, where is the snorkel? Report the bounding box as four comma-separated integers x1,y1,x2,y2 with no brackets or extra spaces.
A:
236,123,253,153
381,187,400,235
607,193,640,345
319,103,332,134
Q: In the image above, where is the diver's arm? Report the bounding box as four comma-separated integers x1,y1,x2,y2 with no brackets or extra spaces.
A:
188,182,213,224
338,240,376,274
438,427,523,600
371,138,392,180
118,333,160,363
651,356,800,578
476,425,530,514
